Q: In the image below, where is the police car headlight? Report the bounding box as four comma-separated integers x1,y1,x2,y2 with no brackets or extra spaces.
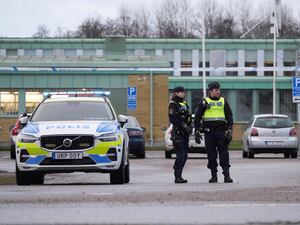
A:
96,132,119,142
18,134,39,143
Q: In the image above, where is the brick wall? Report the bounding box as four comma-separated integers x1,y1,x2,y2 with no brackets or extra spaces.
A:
128,74,169,142
0,117,17,142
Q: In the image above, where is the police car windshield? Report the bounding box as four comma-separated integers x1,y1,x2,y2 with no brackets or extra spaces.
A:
31,101,115,121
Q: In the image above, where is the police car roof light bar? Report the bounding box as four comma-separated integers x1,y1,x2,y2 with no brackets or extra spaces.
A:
43,90,111,98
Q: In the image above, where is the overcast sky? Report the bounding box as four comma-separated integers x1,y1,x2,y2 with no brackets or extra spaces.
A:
0,0,299,37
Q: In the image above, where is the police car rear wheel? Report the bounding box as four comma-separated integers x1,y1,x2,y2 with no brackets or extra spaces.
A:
10,142,16,159
16,164,32,185
125,161,130,183
242,150,248,158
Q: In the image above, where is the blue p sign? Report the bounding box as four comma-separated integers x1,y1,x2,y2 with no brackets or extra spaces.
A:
129,87,136,95
128,87,137,110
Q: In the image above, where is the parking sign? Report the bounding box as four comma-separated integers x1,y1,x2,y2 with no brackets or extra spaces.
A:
127,87,137,110
292,77,300,103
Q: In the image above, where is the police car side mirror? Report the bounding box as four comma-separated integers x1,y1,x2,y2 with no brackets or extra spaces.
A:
118,114,128,128
19,115,29,128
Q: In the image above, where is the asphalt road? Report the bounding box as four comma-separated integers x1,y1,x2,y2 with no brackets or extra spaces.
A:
0,150,300,225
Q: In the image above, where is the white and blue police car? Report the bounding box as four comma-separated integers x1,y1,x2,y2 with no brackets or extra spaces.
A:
15,92,130,185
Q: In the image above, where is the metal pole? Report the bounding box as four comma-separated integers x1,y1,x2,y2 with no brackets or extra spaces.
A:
202,0,206,98
150,70,153,147
272,13,277,115
298,103,300,154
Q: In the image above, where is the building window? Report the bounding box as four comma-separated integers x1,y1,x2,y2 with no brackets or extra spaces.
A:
0,91,18,115
264,50,273,76
245,50,257,76
26,91,43,113
236,90,252,121
198,62,210,76
64,49,76,57
226,50,238,76
259,90,272,114
181,50,192,76
163,49,174,62
181,61,192,76
24,49,36,56
279,90,297,121
127,50,134,56
43,49,53,56
145,49,155,56
6,49,18,56
284,50,296,76
83,49,96,56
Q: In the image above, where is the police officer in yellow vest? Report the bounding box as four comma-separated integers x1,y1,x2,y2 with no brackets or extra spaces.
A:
168,86,192,183
194,82,233,183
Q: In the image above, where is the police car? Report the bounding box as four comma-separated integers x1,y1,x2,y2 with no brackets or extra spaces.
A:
15,92,130,185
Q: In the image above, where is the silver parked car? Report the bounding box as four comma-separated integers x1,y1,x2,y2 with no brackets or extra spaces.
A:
242,114,298,158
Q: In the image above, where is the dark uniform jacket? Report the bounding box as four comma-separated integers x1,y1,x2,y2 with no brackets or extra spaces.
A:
194,96,233,131
168,95,192,137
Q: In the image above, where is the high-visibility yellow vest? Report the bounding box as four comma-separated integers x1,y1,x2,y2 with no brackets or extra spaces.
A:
203,97,226,122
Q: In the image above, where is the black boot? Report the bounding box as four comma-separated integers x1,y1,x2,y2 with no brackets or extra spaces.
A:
209,170,218,183
175,177,188,183
174,169,188,184
223,168,233,183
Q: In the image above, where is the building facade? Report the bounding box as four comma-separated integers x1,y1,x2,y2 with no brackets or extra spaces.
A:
0,38,299,144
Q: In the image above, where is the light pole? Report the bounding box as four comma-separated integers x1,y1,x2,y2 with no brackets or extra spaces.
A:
202,0,206,98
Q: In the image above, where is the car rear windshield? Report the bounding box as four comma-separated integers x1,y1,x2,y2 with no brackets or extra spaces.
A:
254,117,293,128
31,101,115,121
124,117,140,128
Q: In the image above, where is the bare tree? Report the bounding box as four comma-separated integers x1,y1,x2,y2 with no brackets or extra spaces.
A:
131,5,153,37
117,3,132,37
77,16,106,38
155,0,186,38
194,0,221,38
234,0,255,35
54,26,76,38
44,0,300,39
103,18,119,36
32,24,51,38
279,4,300,38
178,0,195,37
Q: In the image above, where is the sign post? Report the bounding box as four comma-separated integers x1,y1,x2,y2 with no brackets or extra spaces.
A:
127,87,137,111
292,77,300,154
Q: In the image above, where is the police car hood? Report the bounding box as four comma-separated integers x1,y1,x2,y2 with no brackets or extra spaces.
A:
21,121,119,136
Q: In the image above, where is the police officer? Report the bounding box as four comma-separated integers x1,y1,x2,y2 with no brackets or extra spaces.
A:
168,86,192,183
194,82,233,183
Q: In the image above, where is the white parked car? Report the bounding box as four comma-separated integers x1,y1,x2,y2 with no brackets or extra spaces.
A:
164,124,205,158
242,114,298,158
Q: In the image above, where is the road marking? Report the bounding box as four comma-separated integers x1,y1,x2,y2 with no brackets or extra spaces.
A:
205,203,300,207
90,193,113,196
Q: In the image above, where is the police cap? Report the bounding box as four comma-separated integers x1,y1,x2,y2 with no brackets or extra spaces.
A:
173,86,185,93
208,82,220,90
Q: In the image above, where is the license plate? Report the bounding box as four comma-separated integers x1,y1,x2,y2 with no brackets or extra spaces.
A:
52,152,83,160
265,141,283,146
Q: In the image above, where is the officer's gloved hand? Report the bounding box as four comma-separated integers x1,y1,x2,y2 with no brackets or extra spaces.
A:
195,130,203,144
225,129,233,143
202,100,210,110
183,123,192,135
